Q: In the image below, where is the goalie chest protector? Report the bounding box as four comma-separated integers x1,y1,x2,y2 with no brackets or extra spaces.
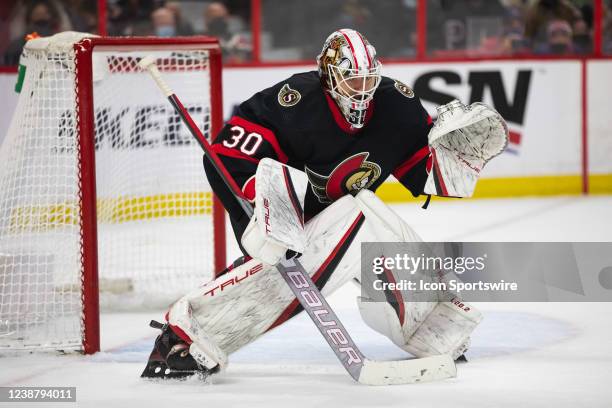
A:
206,71,432,230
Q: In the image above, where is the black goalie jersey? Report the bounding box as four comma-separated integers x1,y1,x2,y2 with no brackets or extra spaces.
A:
204,71,433,240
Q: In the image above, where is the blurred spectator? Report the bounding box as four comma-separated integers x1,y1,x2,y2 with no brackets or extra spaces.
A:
0,1,19,59
578,3,593,30
336,0,373,31
6,0,72,41
165,1,195,36
603,0,612,54
500,6,530,54
505,5,527,34
524,0,581,47
333,0,415,57
572,18,592,54
107,0,155,36
151,7,176,37
60,0,97,33
222,0,251,24
4,0,61,65
21,0,60,37
259,0,414,61
534,18,574,54
427,0,508,54
204,2,240,37
202,2,251,62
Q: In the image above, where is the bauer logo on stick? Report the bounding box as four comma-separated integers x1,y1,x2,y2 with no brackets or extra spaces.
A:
278,84,301,107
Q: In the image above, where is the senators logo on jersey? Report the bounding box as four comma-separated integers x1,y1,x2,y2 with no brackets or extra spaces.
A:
394,80,414,98
305,152,382,203
277,84,301,107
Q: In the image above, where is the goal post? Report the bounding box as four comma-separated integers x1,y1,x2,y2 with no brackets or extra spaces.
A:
0,33,226,354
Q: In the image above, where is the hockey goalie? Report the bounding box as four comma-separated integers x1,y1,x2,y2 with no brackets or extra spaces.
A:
141,29,508,380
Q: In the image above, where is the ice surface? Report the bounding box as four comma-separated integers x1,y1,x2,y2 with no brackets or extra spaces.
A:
1,196,611,407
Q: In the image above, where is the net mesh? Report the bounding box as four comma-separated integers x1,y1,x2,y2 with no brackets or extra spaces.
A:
0,34,218,351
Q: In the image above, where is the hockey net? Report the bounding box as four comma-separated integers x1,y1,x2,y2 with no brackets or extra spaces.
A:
0,32,225,353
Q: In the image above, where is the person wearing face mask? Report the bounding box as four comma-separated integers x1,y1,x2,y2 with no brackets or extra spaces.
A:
151,7,177,38
524,0,581,48
534,18,574,54
26,1,59,37
203,2,232,41
4,1,60,65
165,1,195,36
202,2,251,62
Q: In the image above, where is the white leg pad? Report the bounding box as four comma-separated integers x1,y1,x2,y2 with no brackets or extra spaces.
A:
357,297,408,347
167,297,229,370
353,189,483,359
169,195,365,358
355,189,421,242
357,296,437,348
401,300,483,360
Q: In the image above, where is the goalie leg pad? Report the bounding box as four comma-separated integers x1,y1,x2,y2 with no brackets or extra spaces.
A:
357,296,437,348
354,189,422,242
358,283,482,360
166,297,229,371
401,300,483,360
353,189,483,359
175,194,366,356
241,158,309,265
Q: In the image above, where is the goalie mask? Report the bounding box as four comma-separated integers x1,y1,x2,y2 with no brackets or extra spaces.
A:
317,29,382,129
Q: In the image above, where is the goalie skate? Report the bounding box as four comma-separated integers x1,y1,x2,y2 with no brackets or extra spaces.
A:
141,321,220,380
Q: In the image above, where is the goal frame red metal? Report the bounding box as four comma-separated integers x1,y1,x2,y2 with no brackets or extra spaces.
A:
73,36,226,354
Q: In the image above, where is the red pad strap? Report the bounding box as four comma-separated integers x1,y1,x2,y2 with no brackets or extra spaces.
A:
168,323,193,345
164,312,193,345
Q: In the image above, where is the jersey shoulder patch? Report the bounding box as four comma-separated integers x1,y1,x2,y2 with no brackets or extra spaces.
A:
277,83,301,107
393,79,414,98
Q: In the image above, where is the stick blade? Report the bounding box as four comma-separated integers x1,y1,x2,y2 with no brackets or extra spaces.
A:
358,354,456,386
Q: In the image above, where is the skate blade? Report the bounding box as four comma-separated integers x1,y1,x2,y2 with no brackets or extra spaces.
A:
140,360,208,381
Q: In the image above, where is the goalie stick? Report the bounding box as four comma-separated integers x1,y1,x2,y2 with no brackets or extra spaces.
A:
138,55,456,385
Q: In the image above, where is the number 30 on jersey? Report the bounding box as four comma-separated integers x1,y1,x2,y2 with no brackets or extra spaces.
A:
223,125,263,156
